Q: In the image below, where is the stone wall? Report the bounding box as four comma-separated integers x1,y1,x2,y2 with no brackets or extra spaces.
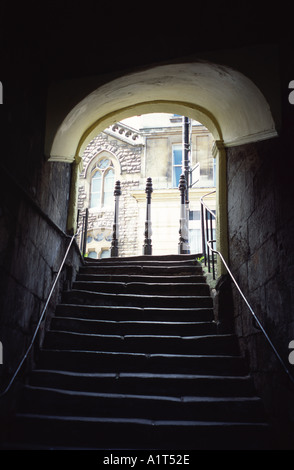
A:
0,161,81,390
119,180,140,256
0,78,81,391
226,136,294,446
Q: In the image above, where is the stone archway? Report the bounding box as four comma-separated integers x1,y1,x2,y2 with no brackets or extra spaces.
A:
48,62,277,163
46,61,278,271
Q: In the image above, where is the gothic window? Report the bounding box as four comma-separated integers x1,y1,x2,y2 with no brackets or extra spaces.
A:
90,158,115,208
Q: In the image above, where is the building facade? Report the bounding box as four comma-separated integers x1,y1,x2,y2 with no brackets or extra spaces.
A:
77,114,216,258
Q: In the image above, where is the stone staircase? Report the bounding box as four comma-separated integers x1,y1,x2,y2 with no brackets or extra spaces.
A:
3,254,272,449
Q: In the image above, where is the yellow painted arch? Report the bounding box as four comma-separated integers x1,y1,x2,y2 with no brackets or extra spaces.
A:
48,62,277,164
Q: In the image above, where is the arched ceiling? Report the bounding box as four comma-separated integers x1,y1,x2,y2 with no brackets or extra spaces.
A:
48,62,278,163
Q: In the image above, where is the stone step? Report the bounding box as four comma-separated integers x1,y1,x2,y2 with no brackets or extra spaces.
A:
72,281,210,296
50,316,217,336
55,304,215,322
85,254,199,263
19,386,266,423
61,290,213,308
84,254,199,266
43,331,239,355
28,370,258,397
8,414,271,449
37,349,248,375
79,264,203,276
2,253,272,451
76,273,207,284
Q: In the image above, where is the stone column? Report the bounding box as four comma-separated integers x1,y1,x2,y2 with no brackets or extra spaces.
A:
67,156,83,234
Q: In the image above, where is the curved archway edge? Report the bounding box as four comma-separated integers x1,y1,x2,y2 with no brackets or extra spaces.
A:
48,62,278,164
76,100,222,162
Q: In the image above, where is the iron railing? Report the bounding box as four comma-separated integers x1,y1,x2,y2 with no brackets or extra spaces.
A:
200,190,294,387
200,190,217,279
207,240,294,386
0,228,80,397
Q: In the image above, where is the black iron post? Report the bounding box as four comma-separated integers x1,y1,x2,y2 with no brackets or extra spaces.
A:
110,180,121,258
206,208,210,273
82,208,89,257
80,215,85,252
143,177,153,255
178,174,189,254
200,203,206,265
182,116,190,203
76,209,80,228
182,116,191,253
209,211,215,279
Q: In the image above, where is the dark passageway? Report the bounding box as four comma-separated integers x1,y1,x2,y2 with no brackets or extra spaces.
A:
0,1,294,451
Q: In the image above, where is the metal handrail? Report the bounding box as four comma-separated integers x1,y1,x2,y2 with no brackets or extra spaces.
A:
207,239,294,386
200,190,216,216
0,229,80,397
200,190,216,278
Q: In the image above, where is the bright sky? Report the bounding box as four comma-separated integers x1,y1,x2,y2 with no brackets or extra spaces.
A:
121,113,202,131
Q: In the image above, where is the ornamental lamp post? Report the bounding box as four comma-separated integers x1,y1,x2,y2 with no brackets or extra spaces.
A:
143,177,153,255
178,173,190,254
181,116,191,254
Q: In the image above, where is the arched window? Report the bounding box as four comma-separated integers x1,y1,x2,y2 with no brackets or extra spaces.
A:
103,168,115,206
90,158,115,208
91,171,102,208
100,249,110,259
